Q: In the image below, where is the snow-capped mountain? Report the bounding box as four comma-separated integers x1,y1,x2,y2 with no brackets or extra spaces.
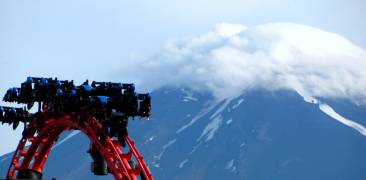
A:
1,23,366,180
1,87,365,180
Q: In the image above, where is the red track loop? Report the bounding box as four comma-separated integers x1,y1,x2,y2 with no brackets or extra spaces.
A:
7,113,153,180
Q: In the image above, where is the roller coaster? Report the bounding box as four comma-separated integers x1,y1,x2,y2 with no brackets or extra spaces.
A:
0,77,153,180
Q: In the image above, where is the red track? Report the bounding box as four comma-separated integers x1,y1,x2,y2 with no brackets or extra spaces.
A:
7,113,153,180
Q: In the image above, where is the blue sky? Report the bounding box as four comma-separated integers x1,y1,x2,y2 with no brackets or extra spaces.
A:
0,0,365,155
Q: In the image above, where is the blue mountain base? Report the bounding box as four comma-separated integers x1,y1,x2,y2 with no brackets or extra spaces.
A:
1,88,366,180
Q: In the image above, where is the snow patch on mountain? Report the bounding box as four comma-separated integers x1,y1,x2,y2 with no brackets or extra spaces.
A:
232,98,244,109
299,93,366,136
210,99,232,119
198,115,223,142
177,101,219,133
181,88,198,102
52,131,80,150
144,135,156,144
240,141,246,148
189,141,203,154
319,103,366,136
154,139,177,160
226,118,233,125
301,95,319,104
225,159,237,172
197,99,232,142
178,159,189,168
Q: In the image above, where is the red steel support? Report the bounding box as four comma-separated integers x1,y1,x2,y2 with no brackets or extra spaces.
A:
6,113,153,180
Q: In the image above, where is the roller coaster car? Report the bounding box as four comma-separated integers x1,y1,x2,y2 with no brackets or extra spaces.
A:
2,107,29,128
1,77,153,180
0,107,4,123
138,94,151,117
17,169,42,179
3,108,16,125
121,83,135,94
33,79,50,102
19,81,33,102
88,147,109,175
3,88,19,102
90,81,135,96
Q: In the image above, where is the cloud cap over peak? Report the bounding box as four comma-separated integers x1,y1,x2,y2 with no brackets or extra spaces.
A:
120,22,366,103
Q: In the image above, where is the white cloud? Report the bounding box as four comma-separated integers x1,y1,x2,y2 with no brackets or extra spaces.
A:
121,22,366,103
